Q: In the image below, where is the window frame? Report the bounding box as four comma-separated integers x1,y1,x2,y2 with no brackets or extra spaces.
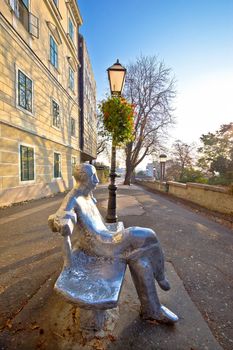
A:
53,151,62,179
49,35,58,69
68,66,75,91
71,156,76,175
16,67,34,116
19,143,35,183
51,98,61,130
68,17,74,41
70,117,76,137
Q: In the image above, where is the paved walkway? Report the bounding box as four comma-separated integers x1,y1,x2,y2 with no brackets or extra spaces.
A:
0,183,232,349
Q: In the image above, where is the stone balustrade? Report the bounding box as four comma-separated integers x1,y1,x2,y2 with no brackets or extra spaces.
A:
136,180,233,215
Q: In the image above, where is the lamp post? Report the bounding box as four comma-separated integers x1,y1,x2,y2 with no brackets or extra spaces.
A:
106,59,126,223
159,154,167,182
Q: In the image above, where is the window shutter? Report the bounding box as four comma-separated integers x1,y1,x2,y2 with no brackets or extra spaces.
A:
29,13,39,38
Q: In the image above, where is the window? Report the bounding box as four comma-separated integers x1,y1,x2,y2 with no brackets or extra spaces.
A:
22,0,29,8
54,152,61,178
9,1,39,37
69,67,74,91
17,69,33,112
20,145,34,181
68,18,74,41
52,100,60,128
71,156,76,175
71,117,75,136
50,36,58,68
53,0,58,6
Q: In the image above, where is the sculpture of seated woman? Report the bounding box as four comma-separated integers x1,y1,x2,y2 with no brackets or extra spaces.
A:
48,163,178,324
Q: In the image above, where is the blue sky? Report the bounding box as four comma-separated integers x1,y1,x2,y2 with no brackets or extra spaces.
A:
78,0,233,146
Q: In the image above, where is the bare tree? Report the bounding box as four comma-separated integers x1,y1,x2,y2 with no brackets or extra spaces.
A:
123,55,176,185
172,140,194,180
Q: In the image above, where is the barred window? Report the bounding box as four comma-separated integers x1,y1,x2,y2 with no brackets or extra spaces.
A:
20,145,34,181
54,152,61,178
50,36,58,68
18,70,32,112
52,100,60,128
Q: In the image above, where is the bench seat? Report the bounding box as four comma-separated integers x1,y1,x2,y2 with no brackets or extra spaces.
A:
55,222,126,310
55,250,126,309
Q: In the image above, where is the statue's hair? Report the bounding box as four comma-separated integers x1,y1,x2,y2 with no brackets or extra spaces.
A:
73,163,93,184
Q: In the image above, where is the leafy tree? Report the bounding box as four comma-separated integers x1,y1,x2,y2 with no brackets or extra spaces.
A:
123,55,176,185
197,123,233,180
178,168,208,184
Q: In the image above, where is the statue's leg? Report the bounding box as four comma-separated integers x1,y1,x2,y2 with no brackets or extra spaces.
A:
128,256,178,324
128,227,170,291
148,238,171,291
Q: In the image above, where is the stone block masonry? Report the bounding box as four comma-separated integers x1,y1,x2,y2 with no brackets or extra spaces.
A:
136,180,233,215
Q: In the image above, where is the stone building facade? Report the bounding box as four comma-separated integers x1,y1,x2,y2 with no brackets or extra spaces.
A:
0,0,96,206
78,34,97,162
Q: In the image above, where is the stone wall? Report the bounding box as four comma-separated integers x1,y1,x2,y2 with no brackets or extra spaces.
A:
136,180,233,215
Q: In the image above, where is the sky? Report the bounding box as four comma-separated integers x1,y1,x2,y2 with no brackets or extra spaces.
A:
77,0,233,152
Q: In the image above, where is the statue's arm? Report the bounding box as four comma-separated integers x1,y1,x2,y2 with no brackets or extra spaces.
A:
48,190,77,236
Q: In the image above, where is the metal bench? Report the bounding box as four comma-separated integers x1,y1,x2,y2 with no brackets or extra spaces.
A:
54,221,126,330
55,223,126,310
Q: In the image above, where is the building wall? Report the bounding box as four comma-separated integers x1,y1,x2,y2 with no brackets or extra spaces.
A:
0,0,83,206
0,123,80,206
79,34,96,161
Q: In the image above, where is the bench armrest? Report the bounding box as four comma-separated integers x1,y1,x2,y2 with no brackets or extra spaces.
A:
63,235,73,268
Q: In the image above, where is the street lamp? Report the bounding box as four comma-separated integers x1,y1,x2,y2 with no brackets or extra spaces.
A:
159,154,167,182
106,59,126,223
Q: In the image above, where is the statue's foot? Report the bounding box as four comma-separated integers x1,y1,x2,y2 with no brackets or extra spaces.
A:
157,277,171,291
141,305,179,324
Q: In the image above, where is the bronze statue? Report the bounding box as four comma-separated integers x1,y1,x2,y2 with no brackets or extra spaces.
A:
48,163,178,324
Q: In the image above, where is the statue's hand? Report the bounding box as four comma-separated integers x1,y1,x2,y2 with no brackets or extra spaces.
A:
48,214,59,232
48,211,77,236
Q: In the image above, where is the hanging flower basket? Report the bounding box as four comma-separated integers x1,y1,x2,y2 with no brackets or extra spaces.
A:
99,96,135,146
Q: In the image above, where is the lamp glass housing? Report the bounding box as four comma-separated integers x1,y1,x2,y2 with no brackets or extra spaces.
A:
107,59,126,95
159,154,167,163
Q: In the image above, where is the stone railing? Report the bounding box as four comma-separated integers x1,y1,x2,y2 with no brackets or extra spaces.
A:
136,180,233,215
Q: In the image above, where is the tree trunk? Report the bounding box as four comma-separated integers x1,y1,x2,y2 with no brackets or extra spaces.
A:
124,166,133,185
124,143,134,185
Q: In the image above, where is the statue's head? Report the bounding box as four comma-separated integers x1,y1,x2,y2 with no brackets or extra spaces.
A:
73,163,99,191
